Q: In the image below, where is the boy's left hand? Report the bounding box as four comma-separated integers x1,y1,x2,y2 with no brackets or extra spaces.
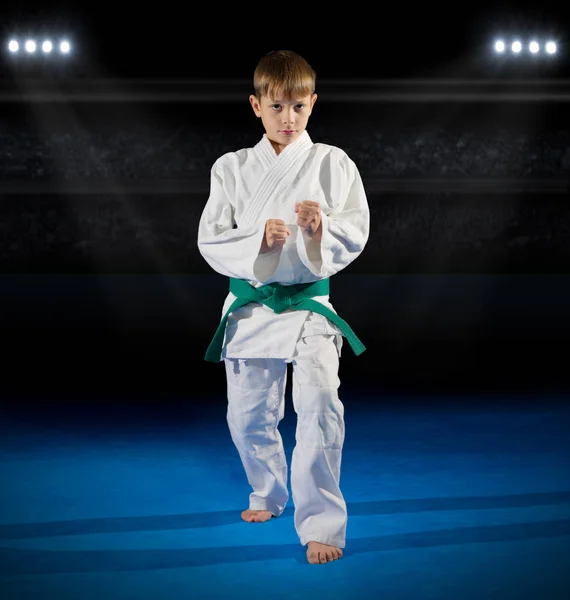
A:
295,201,322,239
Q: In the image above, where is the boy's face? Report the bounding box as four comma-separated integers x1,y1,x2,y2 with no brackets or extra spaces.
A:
249,91,317,153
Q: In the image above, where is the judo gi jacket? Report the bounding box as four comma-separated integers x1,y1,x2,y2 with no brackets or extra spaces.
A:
197,130,370,361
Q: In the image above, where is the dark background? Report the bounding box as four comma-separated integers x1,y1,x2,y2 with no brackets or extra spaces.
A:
0,2,569,399
1,3,568,79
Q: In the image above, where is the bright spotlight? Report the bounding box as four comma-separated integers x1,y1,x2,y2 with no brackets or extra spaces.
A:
545,41,557,54
25,40,36,53
42,40,53,53
8,40,18,52
60,40,70,53
494,40,505,52
529,41,539,53
511,41,522,53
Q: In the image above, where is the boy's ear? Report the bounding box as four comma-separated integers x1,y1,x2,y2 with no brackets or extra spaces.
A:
249,94,262,117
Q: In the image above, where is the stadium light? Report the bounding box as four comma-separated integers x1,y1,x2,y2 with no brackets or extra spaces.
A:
492,37,559,58
4,36,73,56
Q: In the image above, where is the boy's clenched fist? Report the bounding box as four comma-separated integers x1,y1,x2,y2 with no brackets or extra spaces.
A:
295,201,322,240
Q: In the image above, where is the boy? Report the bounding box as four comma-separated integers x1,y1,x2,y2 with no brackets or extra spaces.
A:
197,50,369,564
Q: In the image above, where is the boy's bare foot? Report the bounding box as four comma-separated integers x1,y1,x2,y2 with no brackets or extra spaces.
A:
307,541,343,564
241,509,273,523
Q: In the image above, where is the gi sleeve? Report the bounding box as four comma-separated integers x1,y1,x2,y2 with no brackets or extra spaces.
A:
296,153,370,278
197,158,281,282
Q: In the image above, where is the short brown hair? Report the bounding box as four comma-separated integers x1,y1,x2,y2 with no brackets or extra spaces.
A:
253,50,316,100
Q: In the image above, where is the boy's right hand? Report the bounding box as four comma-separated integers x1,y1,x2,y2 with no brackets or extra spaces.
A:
260,219,290,253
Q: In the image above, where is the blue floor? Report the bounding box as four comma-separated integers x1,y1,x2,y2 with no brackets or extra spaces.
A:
0,391,569,600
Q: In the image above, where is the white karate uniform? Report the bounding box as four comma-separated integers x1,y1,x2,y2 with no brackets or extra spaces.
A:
197,130,369,548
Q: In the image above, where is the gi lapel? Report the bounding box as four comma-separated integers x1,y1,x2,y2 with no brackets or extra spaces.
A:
239,131,314,228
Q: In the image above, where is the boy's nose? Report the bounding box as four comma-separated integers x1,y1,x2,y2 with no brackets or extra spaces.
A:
283,110,295,123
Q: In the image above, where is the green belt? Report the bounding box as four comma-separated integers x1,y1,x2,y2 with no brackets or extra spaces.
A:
204,277,366,362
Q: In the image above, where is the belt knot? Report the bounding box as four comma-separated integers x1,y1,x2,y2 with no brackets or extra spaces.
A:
270,286,295,313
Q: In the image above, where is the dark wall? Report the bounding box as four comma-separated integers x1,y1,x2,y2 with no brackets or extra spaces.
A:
0,192,568,274
1,273,569,394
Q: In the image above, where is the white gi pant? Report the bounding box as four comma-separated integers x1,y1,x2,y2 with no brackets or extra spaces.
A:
224,332,347,549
